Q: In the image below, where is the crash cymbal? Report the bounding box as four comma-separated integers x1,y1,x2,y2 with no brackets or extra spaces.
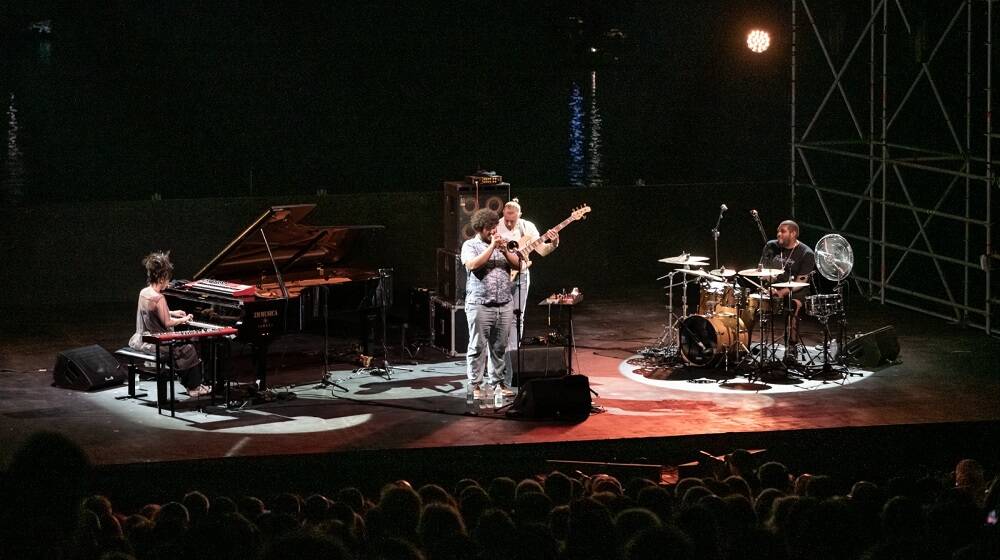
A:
738,267,785,277
771,281,809,288
659,253,710,265
674,268,723,281
709,267,738,277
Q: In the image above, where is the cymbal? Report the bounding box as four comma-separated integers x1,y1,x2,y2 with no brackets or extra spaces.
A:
659,253,709,265
709,267,738,277
738,267,785,277
771,281,809,288
674,268,723,281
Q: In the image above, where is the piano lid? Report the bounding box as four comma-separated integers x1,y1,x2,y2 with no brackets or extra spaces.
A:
194,204,384,281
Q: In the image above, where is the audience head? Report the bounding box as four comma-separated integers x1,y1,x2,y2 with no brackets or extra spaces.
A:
544,471,574,506
757,462,792,493
487,477,517,512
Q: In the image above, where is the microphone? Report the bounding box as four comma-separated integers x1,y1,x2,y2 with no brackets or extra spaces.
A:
751,209,768,244
720,204,728,213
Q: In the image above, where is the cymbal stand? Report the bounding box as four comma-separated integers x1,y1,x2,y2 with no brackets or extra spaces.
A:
759,278,788,378
726,274,751,371
656,270,685,349
644,271,687,363
738,280,768,381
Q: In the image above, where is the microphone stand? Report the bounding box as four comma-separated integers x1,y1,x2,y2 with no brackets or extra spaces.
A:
513,260,523,391
711,206,726,270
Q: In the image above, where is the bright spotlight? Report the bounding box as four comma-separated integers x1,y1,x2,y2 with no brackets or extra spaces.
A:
747,29,770,53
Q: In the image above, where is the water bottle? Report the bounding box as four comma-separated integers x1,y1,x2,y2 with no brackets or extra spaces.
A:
494,386,504,409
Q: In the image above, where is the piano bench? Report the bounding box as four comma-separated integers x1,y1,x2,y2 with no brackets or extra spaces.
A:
114,347,178,416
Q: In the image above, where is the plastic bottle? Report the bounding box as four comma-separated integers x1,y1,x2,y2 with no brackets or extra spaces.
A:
494,386,504,408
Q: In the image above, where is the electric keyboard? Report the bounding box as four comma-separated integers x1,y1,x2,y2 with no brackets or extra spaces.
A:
142,326,238,344
184,278,256,297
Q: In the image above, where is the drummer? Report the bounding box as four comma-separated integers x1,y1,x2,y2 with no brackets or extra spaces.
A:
759,220,816,346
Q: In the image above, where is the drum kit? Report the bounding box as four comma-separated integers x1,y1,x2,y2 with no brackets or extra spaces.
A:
648,234,855,381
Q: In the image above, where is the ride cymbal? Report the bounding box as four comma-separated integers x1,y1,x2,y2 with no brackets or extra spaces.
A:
738,267,785,277
659,254,709,265
771,281,809,288
709,267,738,277
674,268,724,281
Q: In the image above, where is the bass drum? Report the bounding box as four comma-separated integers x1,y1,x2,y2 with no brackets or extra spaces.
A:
678,314,748,367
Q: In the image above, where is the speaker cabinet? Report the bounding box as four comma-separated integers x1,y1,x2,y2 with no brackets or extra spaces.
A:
408,287,434,335
841,326,900,368
432,296,468,357
506,346,568,386
436,249,466,305
506,375,591,421
442,181,510,253
53,345,125,391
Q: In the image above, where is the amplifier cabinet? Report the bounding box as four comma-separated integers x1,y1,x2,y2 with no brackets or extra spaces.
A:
436,249,466,305
431,296,468,357
408,287,434,335
442,181,510,253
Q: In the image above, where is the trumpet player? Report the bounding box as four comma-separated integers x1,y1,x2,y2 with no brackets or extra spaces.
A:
461,209,520,401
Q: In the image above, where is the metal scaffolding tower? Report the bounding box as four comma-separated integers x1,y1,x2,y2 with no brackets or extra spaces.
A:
791,0,999,335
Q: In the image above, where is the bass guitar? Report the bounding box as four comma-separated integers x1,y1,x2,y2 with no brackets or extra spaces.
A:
508,205,591,281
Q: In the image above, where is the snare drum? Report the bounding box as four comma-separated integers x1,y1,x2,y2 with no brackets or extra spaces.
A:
805,293,843,317
746,293,785,318
678,314,748,366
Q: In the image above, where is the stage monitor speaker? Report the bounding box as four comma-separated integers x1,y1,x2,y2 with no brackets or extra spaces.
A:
506,375,591,422
506,346,568,386
53,345,125,391
442,181,510,253
841,326,900,368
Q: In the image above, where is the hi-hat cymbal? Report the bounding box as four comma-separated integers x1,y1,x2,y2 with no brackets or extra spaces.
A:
709,267,738,277
771,281,809,288
738,267,785,277
674,268,723,281
659,253,709,265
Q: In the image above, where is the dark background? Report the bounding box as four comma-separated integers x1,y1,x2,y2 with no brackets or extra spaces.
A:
1,1,789,203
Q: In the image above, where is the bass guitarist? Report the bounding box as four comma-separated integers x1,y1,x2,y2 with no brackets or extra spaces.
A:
496,198,559,379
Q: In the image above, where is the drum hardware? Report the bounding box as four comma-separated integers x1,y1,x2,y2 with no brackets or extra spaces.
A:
641,267,694,363
736,272,793,382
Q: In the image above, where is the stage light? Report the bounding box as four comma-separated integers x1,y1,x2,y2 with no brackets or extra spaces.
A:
747,29,770,53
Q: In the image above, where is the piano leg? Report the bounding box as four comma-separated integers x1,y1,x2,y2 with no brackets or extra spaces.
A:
254,343,269,391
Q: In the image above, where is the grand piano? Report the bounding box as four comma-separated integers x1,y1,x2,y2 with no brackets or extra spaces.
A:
164,204,387,389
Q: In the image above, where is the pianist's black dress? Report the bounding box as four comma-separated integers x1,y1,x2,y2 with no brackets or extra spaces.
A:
128,290,202,389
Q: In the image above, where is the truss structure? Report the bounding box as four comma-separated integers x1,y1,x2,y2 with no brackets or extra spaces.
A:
791,0,999,335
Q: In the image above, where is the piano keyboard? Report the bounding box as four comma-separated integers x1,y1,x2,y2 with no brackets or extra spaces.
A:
184,278,256,297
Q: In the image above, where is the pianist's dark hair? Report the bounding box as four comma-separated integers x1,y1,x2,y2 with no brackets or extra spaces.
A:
142,251,174,285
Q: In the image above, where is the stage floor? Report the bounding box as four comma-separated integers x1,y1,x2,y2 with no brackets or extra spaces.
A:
1,293,998,468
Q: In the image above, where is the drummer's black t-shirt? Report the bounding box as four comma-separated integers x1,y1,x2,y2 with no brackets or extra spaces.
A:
761,240,816,296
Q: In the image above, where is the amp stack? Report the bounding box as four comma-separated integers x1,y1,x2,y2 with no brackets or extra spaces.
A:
429,172,510,357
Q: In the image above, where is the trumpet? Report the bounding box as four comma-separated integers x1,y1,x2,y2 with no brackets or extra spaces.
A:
506,239,520,251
